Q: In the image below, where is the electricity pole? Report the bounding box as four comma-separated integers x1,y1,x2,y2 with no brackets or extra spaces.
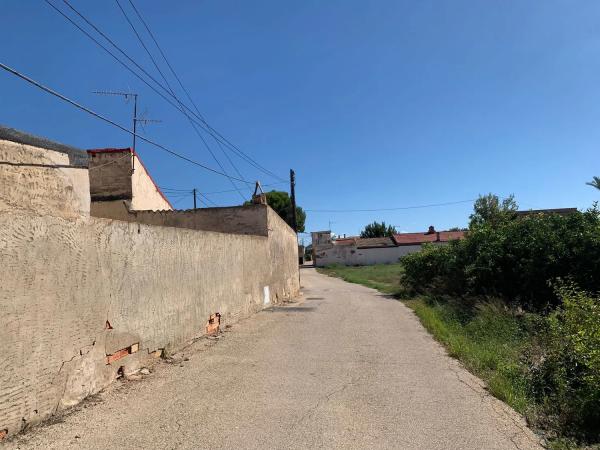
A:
290,169,298,233
93,91,159,172
193,188,197,209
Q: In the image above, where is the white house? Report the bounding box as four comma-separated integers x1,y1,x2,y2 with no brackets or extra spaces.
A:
311,226,465,267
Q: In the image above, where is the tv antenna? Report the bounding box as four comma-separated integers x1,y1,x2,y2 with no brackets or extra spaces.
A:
93,90,160,171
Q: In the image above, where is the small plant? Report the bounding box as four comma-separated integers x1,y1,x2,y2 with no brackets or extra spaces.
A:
528,281,600,441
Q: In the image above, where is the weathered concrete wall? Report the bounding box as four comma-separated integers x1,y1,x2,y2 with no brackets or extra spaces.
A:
91,201,270,236
0,138,299,439
88,149,172,211
266,207,300,300
0,139,90,217
88,150,132,202
314,243,429,267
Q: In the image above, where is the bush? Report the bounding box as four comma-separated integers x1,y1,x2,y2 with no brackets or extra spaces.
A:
528,282,600,440
401,206,600,309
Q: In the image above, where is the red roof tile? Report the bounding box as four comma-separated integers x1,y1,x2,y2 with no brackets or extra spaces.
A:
438,231,466,242
392,231,465,246
355,237,396,249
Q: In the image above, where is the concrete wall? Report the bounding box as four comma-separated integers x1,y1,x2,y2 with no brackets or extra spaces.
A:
0,138,299,438
0,138,90,217
130,153,172,211
314,243,431,267
91,201,270,236
88,150,172,211
88,150,132,202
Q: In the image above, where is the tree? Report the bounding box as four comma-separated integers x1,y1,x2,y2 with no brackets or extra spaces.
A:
586,176,600,191
469,193,518,228
360,221,397,238
244,190,306,232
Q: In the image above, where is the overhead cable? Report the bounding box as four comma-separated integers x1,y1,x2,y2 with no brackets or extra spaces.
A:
305,199,477,213
50,0,285,183
0,61,255,184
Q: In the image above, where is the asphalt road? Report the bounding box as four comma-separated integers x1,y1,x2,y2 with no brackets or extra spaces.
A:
7,268,542,449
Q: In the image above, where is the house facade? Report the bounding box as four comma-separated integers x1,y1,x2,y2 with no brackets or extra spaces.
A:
311,226,465,267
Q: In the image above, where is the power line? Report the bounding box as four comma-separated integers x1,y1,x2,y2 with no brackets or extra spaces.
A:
111,0,284,182
305,199,476,213
199,192,219,207
125,0,254,196
50,0,285,183
113,0,247,201
0,61,256,184
159,180,287,195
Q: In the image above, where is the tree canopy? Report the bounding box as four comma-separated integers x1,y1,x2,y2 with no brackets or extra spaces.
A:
469,193,518,228
360,221,397,238
244,190,306,232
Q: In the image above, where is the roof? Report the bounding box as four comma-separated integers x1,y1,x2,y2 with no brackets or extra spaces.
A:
515,208,577,217
87,148,131,155
438,231,466,242
326,230,467,248
87,147,173,210
333,237,356,246
355,237,396,249
0,124,88,166
392,230,466,246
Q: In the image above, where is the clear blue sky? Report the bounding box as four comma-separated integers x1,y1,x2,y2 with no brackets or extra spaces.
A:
2,1,599,238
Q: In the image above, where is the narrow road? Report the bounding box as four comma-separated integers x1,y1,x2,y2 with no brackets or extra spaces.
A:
9,269,542,449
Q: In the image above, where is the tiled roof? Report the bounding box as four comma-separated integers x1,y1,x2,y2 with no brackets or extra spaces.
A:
438,231,466,242
329,230,466,248
392,231,465,246
333,237,356,246
355,237,396,249
392,232,438,245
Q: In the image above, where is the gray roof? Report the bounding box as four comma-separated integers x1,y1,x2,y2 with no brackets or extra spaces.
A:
0,125,89,167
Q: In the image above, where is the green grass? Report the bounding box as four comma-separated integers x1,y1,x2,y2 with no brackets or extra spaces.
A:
318,263,532,416
317,263,405,295
405,297,531,414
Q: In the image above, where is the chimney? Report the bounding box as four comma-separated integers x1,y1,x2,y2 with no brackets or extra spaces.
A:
427,225,435,235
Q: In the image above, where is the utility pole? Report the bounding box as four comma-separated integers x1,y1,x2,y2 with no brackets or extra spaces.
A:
290,169,298,234
192,188,197,209
93,91,159,172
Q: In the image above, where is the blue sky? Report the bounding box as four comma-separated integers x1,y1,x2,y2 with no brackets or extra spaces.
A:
2,1,599,239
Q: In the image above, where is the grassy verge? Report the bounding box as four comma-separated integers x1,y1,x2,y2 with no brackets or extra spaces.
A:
317,264,535,436
404,297,531,413
317,263,405,295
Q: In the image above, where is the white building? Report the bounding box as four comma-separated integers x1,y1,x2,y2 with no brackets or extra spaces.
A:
311,227,465,267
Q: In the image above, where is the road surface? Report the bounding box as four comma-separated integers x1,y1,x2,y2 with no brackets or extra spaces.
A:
7,268,542,449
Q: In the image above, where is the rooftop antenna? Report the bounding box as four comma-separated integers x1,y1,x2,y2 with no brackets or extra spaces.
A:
92,91,160,172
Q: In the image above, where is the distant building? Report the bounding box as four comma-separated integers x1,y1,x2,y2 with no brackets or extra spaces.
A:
311,226,465,267
515,208,577,217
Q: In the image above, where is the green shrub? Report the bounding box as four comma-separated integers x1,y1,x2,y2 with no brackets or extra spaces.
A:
402,241,466,295
401,205,600,310
528,282,600,440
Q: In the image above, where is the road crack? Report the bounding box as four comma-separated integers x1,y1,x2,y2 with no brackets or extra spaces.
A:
294,377,358,427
